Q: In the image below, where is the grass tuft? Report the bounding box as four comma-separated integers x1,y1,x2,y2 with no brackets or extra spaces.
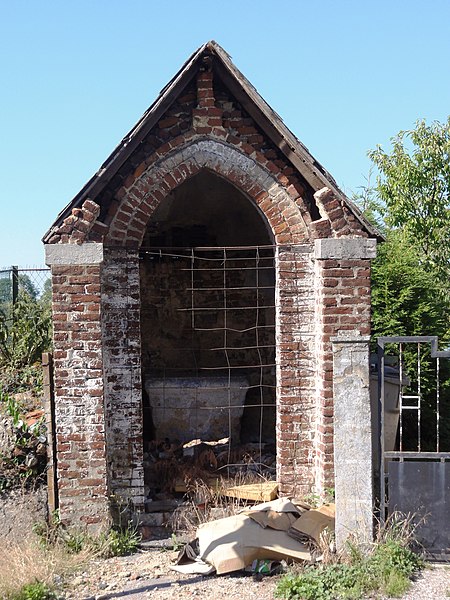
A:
0,533,92,599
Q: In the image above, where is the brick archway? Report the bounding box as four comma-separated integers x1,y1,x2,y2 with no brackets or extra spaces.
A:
100,137,318,507
105,138,310,247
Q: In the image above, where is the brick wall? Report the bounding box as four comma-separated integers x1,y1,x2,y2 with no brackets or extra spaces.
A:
45,62,375,525
276,246,316,495
314,252,372,494
101,248,144,509
50,263,109,527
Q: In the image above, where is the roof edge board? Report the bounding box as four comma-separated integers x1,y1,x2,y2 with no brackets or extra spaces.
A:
211,47,380,237
42,44,207,243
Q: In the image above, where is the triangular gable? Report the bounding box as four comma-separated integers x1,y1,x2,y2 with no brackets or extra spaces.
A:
44,41,378,242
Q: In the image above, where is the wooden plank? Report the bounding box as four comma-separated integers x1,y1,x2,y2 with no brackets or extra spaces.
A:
42,352,58,514
223,482,278,502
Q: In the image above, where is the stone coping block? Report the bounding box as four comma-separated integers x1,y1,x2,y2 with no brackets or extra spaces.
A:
45,242,104,265
315,238,377,260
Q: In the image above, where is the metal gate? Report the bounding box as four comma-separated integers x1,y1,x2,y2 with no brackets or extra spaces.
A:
378,336,450,558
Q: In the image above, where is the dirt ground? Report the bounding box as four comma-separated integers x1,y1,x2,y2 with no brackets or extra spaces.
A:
1,488,448,599
63,541,279,600
61,542,450,600
0,485,47,542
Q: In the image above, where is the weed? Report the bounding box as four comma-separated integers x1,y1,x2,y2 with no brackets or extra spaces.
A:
302,492,321,508
33,513,140,558
171,533,183,551
8,581,56,600
102,522,141,557
276,513,423,600
0,532,92,599
303,488,335,508
168,472,259,533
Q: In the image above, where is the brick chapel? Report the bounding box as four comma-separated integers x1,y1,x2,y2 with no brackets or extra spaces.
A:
44,41,377,527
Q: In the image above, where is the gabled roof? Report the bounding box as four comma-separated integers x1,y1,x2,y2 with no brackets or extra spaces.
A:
43,41,378,242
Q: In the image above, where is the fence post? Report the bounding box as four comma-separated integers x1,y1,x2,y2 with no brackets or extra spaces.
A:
11,265,19,305
42,352,59,515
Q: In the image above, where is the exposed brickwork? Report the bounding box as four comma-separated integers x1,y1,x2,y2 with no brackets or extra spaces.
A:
47,66,324,246
276,246,316,496
46,54,376,525
101,248,144,508
314,257,372,494
106,138,310,247
50,263,109,527
48,199,101,245
314,187,367,238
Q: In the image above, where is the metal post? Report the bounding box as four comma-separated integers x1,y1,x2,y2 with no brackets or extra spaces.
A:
378,339,386,527
11,265,19,305
42,352,59,515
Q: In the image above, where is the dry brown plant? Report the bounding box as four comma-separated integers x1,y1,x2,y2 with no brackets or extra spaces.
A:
0,533,94,598
168,470,268,534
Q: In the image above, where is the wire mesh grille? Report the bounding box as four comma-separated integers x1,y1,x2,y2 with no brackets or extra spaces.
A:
140,246,277,480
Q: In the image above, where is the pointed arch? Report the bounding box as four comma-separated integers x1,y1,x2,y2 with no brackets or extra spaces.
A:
105,139,309,247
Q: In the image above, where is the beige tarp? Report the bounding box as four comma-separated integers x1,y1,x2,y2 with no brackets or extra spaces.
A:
288,503,335,544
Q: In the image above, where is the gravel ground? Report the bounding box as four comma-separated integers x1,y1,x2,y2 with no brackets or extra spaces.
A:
61,543,450,600
397,565,450,600
63,545,277,599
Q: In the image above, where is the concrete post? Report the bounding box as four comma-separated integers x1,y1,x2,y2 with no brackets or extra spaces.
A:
331,331,373,549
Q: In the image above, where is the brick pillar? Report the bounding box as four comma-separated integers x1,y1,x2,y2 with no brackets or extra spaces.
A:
276,244,316,496
101,248,144,510
314,238,376,496
45,243,109,529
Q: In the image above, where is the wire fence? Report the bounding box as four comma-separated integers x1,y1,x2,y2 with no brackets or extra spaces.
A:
0,265,51,310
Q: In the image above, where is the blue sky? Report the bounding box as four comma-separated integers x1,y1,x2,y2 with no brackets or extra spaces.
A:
1,0,449,266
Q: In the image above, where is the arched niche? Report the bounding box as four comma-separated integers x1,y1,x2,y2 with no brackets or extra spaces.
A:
139,170,277,493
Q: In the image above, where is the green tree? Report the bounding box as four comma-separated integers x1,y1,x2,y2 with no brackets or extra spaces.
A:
371,230,449,341
368,118,450,287
356,118,450,341
0,272,39,305
357,118,450,451
40,277,52,310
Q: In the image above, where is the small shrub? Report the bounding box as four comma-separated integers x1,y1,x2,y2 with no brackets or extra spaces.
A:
33,514,140,558
0,390,47,489
9,581,56,600
103,522,141,557
276,514,423,600
0,292,52,374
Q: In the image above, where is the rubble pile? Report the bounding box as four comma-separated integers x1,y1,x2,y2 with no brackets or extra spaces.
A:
143,436,276,501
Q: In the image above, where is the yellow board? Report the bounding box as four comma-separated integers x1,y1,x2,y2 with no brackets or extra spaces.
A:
223,482,278,502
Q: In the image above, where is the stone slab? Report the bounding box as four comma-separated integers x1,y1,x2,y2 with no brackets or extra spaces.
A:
45,242,104,265
315,237,377,260
144,375,249,443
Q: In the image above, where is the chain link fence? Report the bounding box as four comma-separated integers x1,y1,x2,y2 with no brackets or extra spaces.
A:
0,266,52,392
0,266,51,313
